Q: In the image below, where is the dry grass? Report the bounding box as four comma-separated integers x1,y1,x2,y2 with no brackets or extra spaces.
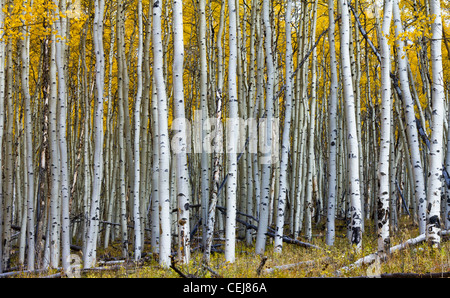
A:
11,218,450,278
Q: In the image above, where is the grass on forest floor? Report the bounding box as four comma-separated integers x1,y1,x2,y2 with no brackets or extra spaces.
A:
12,219,450,278
82,219,450,278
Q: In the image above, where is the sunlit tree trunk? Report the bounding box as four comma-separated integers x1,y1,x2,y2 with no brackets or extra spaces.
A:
49,24,61,269
131,0,143,262
377,0,393,255
426,0,445,247
173,0,190,264
153,0,171,267
339,0,362,250
392,0,426,235
225,0,239,263
84,0,105,268
326,0,338,247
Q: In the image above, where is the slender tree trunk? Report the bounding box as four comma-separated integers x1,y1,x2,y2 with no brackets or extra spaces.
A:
377,0,393,255
21,1,35,270
426,0,445,247
198,0,210,250
152,0,172,267
339,0,362,250
116,0,129,259
326,0,338,247
173,0,190,264
392,0,426,234
225,0,239,263
49,24,61,269
274,0,293,253
150,80,160,256
131,0,143,262
255,0,275,256
84,0,105,268
0,0,5,273
203,90,223,264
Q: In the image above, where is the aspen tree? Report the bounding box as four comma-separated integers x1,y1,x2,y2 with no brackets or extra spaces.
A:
49,24,61,269
173,0,190,264
377,0,393,255
132,0,143,262
225,0,239,263
392,0,426,234
304,0,318,242
152,0,172,267
255,0,275,256
326,0,338,247
150,81,160,256
55,4,71,272
103,10,117,250
83,0,106,268
203,90,223,264
0,0,5,273
274,0,293,253
246,0,259,245
198,0,210,249
426,0,445,247
116,0,129,259
339,0,362,250
21,0,35,271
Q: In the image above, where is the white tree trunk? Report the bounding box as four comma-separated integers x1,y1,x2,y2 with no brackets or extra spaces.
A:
274,0,293,253
152,0,172,267
339,0,362,250
198,0,210,249
84,0,105,268
392,0,427,234
173,0,190,264
225,0,239,263
377,0,393,255
150,80,160,256
426,0,445,247
326,0,338,247
203,90,223,264
49,26,61,269
255,0,274,256
132,0,143,262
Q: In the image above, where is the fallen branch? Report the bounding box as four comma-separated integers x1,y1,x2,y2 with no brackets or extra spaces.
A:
379,271,450,278
336,230,450,275
202,264,223,278
352,271,450,278
263,260,316,275
266,231,322,250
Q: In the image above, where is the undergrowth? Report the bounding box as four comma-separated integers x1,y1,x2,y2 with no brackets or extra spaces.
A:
15,218,450,278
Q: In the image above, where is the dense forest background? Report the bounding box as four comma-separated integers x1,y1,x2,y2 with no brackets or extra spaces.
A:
0,0,449,277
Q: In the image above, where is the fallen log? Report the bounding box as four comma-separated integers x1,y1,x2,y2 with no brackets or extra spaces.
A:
380,271,450,278
263,260,316,275
336,230,450,276
352,271,450,278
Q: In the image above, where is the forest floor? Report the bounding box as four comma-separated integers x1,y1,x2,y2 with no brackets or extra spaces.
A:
9,216,449,278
